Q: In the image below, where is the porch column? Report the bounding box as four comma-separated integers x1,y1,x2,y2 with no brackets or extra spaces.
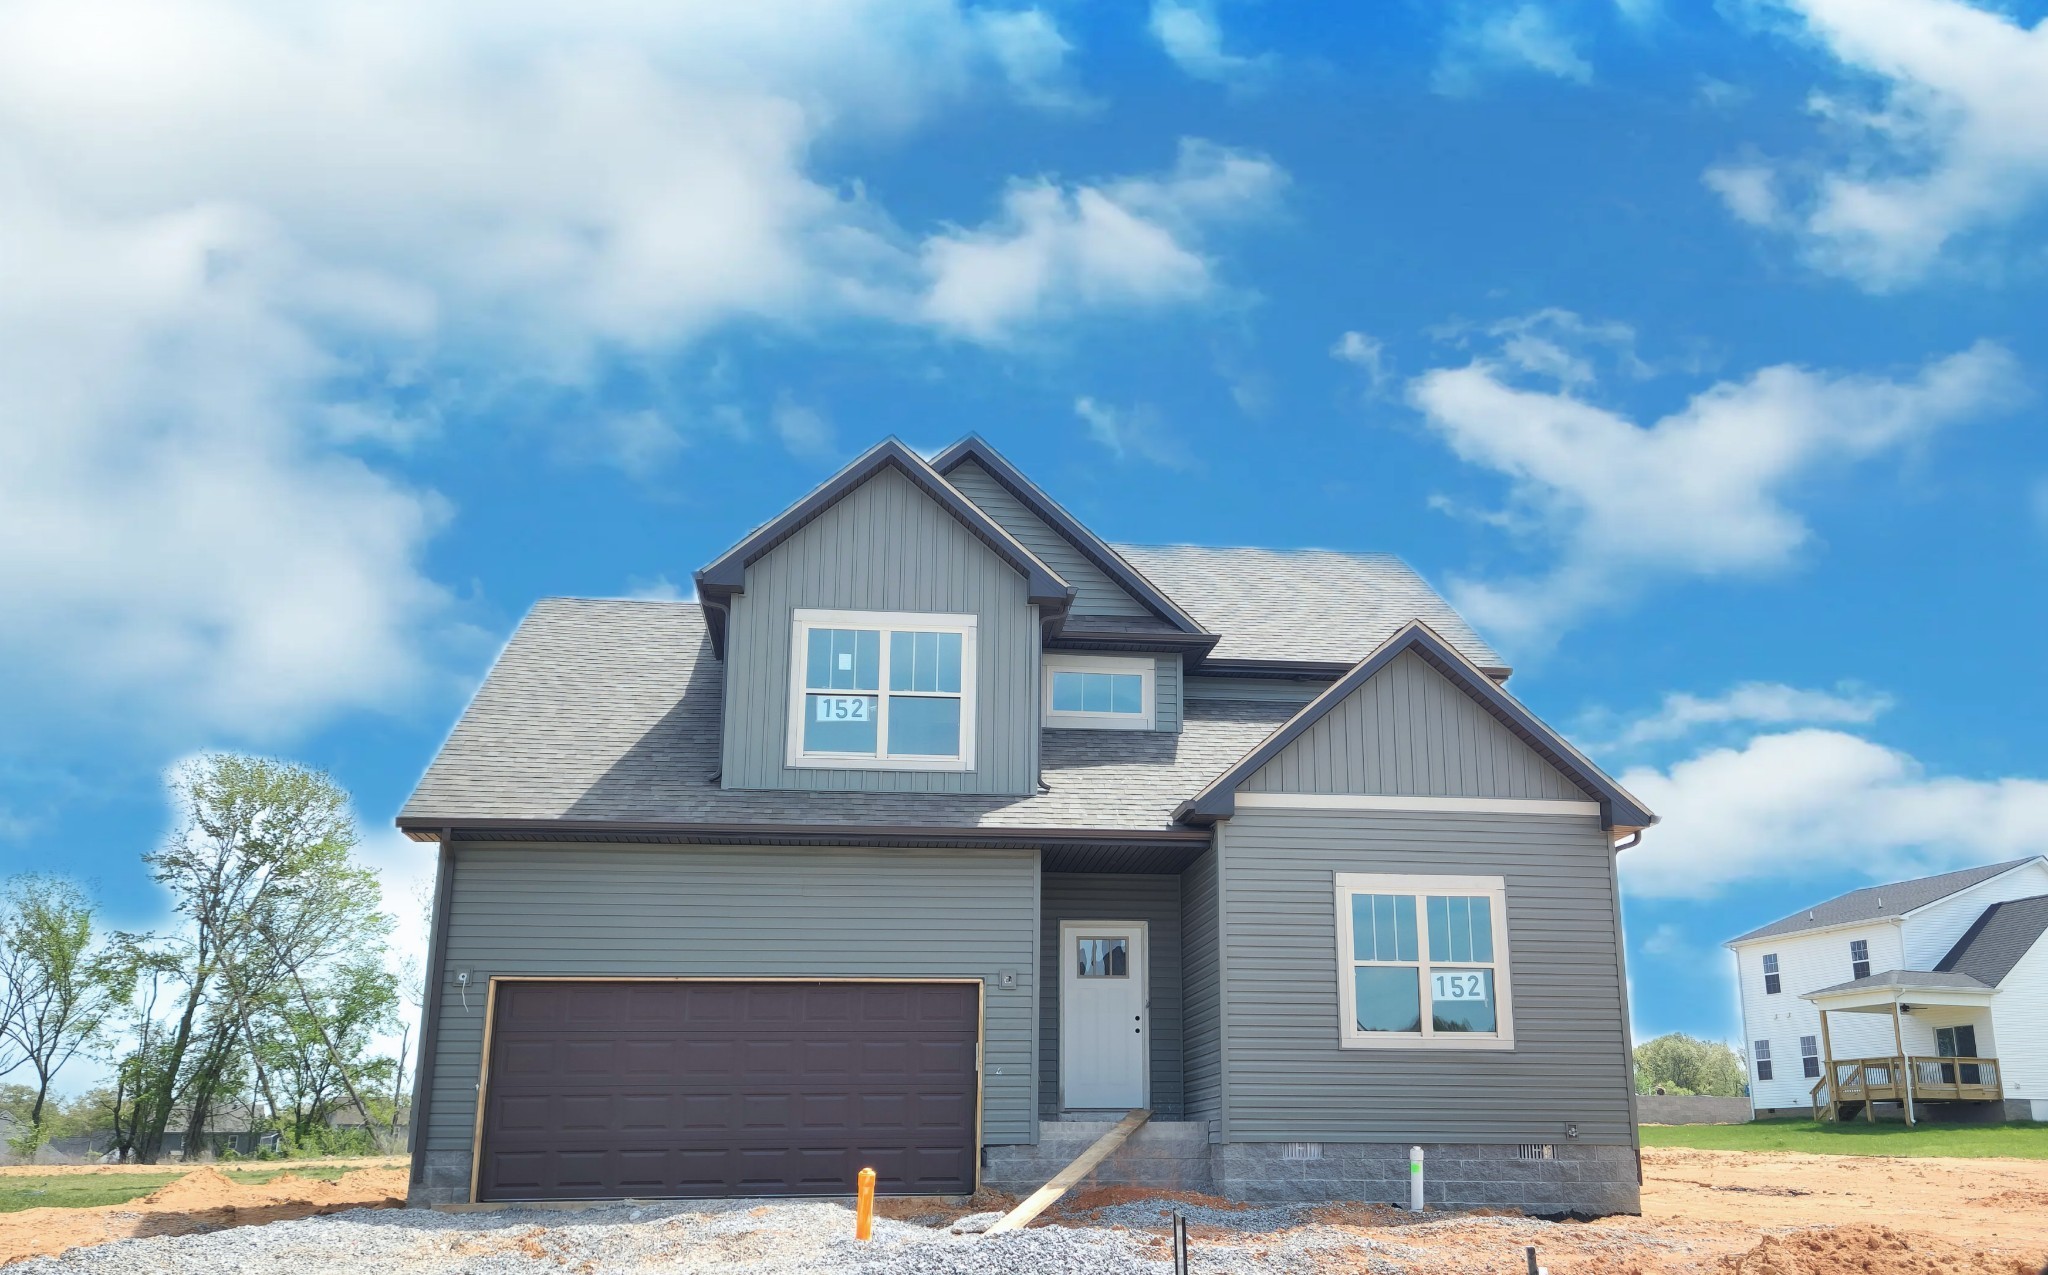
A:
1890,998,1915,1126
1817,1008,1835,1120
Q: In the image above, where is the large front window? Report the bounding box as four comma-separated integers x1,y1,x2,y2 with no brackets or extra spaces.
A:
1334,873,1514,1050
787,610,976,770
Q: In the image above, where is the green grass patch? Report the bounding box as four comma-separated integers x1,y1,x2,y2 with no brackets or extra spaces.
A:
1641,1119,2048,1159
0,1164,363,1214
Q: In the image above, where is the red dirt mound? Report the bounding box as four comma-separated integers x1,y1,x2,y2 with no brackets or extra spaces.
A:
1718,1224,2038,1275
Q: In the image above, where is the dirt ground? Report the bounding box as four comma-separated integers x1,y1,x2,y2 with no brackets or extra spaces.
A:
5,1147,2047,1272
0,1163,408,1265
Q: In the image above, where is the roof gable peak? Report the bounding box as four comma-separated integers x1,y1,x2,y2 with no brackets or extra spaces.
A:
693,437,1074,655
1176,619,1654,831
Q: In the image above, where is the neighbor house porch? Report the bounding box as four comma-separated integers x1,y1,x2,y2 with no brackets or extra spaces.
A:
1803,974,2002,1124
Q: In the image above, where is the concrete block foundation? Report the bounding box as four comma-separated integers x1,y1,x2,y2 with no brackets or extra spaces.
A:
407,1150,472,1208
1212,1142,1639,1215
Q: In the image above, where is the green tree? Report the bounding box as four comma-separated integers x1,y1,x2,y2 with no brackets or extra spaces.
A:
0,876,119,1128
1634,1032,1747,1097
131,753,389,1162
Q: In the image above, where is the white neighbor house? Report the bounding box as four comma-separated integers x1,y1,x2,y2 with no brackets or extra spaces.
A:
1726,857,2048,1122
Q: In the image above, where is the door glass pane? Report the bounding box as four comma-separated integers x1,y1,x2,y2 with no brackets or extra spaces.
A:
1428,968,1496,1033
1077,937,1129,978
887,696,960,756
804,693,877,753
1354,966,1421,1033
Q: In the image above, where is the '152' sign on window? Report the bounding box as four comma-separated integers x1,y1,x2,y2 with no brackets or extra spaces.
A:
814,696,872,722
1431,972,1487,1002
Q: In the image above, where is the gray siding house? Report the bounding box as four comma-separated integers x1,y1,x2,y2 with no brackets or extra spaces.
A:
400,436,1655,1214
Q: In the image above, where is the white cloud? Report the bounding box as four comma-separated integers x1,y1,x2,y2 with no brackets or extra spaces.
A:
1332,331,1393,393
622,575,692,603
919,138,1284,341
1713,0,2048,289
771,395,838,462
1639,923,1686,957
1619,728,2048,899
1704,162,1784,226
1406,323,2020,640
1435,5,1592,96
973,8,1091,110
1612,682,1895,747
1074,397,1192,470
1148,0,1270,87
0,0,1276,743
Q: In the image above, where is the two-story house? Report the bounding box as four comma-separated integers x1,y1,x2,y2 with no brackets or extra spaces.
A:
398,436,1656,1214
1726,857,2048,1122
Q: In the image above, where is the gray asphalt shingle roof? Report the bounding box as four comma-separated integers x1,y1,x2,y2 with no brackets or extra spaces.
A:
1936,894,2048,989
1804,969,1993,997
401,599,1297,832
1728,858,2041,945
1112,545,1505,671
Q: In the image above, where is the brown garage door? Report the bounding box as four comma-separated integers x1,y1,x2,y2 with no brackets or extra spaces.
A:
476,980,979,1201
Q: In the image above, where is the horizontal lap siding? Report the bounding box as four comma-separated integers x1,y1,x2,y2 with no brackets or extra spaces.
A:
1181,847,1223,1125
721,465,1039,794
1040,874,1184,1116
1242,650,1581,800
1221,809,1634,1144
945,461,1150,618
425,844,1040,1164
1155,657,1182,734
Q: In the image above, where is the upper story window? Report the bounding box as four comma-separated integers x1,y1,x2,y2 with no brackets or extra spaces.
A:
1849,939,1870,980
1762,953,1781,994
1754,1039,1773,1081
1333,873,1514,1051
1042,654,1155,731
787,609,977,771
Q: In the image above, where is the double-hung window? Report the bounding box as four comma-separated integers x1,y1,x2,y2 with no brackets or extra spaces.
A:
1762,953,1781,995
1334,873,1514,1050
1800,1035,1820,1079
1849,939,1870,981
787,610,976,771
1754,1040,1773,1082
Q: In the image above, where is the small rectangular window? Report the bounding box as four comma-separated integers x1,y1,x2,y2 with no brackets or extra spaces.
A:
1042,654,1156,730
789,610,976,771
1335,874,1513,1050
1849,939,1870,981
1801,1035,1820,1078
1754,1040,1773,1082
1762,953,1781,995
1076,937,1129,978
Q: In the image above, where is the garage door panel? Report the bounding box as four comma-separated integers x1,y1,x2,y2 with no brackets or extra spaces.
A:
478,980,979,1201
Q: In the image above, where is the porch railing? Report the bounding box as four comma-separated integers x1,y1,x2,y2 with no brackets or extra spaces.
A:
1811,1056,2001,1120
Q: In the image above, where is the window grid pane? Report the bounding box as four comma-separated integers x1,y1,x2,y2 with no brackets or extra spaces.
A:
1050,669,1144,715
799,621,967,761
1347,886,1502,1039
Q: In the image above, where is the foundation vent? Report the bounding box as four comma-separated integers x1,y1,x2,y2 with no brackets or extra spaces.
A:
1280,1142,1324,1161
1513,1144,1559,1160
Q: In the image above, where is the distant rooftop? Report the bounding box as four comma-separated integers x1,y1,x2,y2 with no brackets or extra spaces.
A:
1728,858,2040,945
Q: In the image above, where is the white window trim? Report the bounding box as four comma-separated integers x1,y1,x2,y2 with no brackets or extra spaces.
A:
1042,653,1155,731
786,608,978,772
1333,872,1515,1051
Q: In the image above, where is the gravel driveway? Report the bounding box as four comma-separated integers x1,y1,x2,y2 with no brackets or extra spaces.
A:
9,1196,1452,1275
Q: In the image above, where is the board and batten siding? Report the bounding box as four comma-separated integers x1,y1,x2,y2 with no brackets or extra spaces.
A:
422,843,1042,1174
1155,656,1182,734
1218,807,1635,1144
720,466,1040,794
945,460,1150,618
1040,874,1183,1117
1180,847,1224,1127
1241,649,1584,801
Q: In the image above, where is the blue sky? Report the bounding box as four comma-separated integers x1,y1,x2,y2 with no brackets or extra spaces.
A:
4,0,2048,1093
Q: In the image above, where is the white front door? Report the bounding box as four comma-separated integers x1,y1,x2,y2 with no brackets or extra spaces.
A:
1059,920,1149,1110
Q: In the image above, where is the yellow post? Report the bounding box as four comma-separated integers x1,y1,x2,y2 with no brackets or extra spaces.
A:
855,1167,876,1241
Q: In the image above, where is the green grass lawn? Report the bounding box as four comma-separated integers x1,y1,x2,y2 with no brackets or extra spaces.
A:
0,1163,365,1213
1641,1119,2048,1159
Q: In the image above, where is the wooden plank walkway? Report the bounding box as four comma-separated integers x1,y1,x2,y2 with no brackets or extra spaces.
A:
984,1109,1151,1236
